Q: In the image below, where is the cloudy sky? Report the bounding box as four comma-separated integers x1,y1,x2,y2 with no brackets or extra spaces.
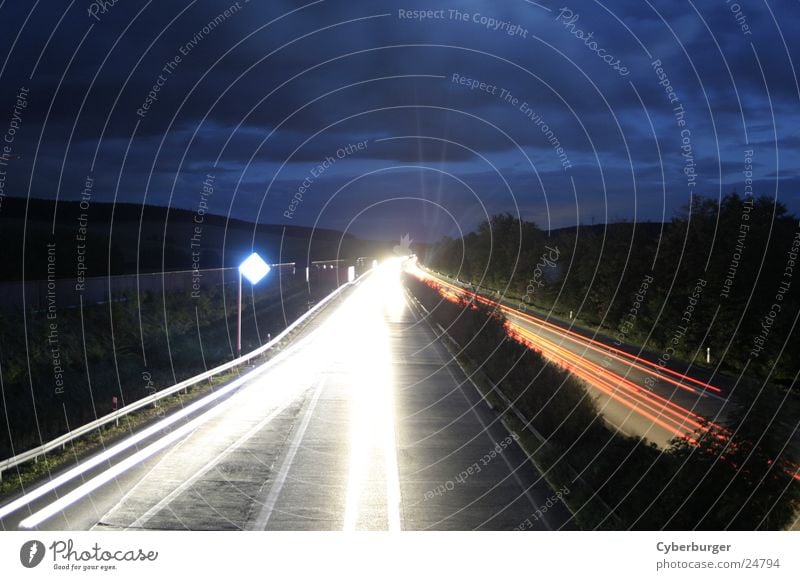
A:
0,0,798,241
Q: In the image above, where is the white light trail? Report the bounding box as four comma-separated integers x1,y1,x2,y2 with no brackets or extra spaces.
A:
341,259,403,531
5,333,314,525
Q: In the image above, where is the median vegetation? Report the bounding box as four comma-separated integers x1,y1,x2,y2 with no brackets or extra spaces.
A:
404,273,799,530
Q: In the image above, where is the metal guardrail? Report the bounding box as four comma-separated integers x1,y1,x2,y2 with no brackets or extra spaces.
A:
0,277,362,481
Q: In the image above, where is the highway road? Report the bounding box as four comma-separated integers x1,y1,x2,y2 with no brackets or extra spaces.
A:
0,259,575,531
414,265,731,448
415,264,800,529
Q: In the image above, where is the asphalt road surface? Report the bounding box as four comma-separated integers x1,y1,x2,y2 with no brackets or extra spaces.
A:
1,260,574,531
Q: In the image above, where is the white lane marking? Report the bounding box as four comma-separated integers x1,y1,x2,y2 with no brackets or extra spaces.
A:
129,389,310,529
2,332,315,522
384,381,402,532
417,295,548,530
18,335,321,529
340,266,404,531
20,402,226,529
442,362,551,530
248,375,328,530
383,289,410,532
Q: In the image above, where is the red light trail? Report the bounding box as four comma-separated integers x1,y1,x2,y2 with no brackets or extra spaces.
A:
412,268,728,442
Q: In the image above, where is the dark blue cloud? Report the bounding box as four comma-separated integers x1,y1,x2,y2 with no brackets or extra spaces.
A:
0,0,797,239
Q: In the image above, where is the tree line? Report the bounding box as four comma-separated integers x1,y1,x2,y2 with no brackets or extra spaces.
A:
422,194,799,384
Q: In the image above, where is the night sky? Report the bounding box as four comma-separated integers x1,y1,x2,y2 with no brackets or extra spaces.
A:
0,0,798,242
